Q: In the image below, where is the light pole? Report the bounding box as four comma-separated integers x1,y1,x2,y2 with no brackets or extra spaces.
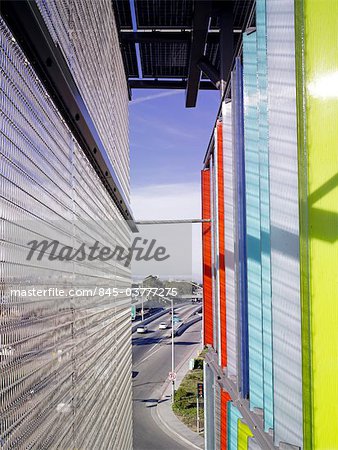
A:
171,297,175,403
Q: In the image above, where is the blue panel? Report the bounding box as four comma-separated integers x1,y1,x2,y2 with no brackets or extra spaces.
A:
232,57,249,398
228,402,242,450
256,0,273,431
243,31,264,410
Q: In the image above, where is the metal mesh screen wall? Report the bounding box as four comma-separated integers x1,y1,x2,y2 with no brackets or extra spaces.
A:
35,0,130,201
0,12,132,450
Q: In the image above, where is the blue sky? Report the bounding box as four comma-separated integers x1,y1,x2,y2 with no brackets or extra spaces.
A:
129,88,220,279
130,89,220,189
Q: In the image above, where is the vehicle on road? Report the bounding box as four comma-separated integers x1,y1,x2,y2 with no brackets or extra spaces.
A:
173,315,182,324
136,326,148,334
158,322,168,330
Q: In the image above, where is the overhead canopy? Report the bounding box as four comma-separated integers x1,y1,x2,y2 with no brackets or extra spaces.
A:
112,0,254,106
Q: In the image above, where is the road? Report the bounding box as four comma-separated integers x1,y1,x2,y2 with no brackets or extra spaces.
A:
132,305,202,450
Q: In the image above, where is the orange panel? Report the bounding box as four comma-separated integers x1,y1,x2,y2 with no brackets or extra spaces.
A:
217,121,227,368
201,168,213,346
221,390,231,449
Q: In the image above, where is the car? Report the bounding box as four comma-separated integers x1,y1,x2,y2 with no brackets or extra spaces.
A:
173,315,182,324
158,322,168,330
136,326,148,334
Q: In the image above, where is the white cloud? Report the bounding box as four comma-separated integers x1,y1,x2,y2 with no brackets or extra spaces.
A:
131,182,202,281
130,90,182,105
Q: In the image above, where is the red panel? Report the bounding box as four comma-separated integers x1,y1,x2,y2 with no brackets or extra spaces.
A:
221,390,231,449
217,121,227,368
201,168,213,346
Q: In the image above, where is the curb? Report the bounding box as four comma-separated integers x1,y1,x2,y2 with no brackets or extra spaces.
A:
154,341,204,450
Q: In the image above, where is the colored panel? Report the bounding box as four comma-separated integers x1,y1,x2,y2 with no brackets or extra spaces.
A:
228,402,242,450
232,57,249,398
215,121,227,368
223,100,238,378
266,0,303,446
243,31,264,410
211,153,220,353
295,0,338,448
221,390,231,450
237,419,253,450
202,169,214,346
256,0,273,432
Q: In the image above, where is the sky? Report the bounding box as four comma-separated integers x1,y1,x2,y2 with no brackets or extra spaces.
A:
129,88,220,280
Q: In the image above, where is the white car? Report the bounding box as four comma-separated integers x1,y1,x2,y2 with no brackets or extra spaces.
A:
158,322,168,330
136,326,148,334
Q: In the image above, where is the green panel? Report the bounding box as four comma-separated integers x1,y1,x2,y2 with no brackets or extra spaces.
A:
296,1,338,449
237,419,253,450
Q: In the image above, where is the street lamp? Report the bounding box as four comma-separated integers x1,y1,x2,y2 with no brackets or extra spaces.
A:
170,297,175,403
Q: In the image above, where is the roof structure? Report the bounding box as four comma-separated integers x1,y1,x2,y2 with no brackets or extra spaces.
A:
112,0,255,106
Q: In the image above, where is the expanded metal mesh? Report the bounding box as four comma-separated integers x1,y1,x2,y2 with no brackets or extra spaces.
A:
0,11,132,449
36,0,130,201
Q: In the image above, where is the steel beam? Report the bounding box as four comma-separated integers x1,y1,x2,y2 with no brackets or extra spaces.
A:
197,55,221,89
219,1,234,96
129,79,216,90
120,30,220,44
1,0,138,232
185,1,212,107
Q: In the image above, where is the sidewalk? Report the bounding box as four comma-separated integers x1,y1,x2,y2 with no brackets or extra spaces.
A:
155,341,205,449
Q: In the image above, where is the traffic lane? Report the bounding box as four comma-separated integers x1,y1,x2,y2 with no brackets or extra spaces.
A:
132,305,200,365
133,320,202,450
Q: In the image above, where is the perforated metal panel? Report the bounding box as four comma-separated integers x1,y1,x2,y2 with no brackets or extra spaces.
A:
0,10,132,450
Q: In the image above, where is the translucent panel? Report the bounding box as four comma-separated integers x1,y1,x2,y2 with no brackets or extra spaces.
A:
238,419,253,450
243,31,264,411
232,58,249,397
295,0,338,448
223,101,238,379
228,402,242,450
256,0,273,432
266,0,303,446
204,363,216,450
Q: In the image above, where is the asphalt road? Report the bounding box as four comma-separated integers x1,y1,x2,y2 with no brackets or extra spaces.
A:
132,305,202,450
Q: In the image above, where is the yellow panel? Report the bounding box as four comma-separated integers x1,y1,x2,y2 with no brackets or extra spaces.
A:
297,0,338,448
237,419,253,450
